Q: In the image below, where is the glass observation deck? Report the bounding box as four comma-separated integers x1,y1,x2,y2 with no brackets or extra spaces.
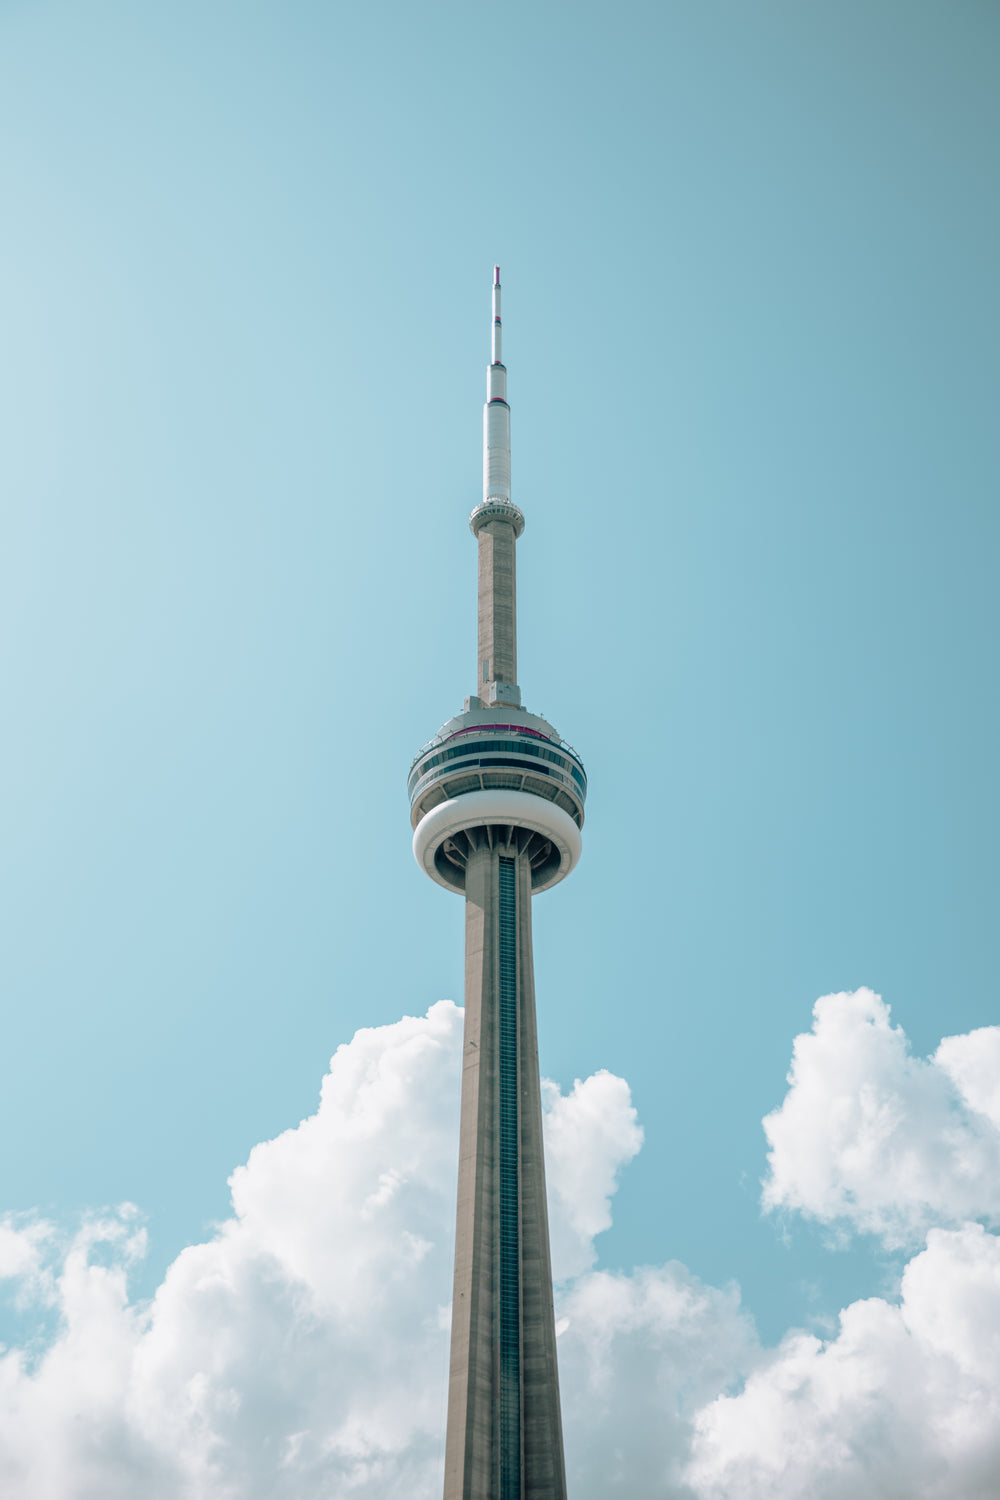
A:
408,718,587,832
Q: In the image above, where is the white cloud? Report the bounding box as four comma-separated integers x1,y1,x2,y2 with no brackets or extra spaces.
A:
543,1070,643,1281
3,991,1000,1500
559,1263,757,1496
935,1026,1000,1131
0,1216,53,1292
0,1001,650,1500
686,1223,1000,1500
689,991,1000,1500
762,989,1000,1246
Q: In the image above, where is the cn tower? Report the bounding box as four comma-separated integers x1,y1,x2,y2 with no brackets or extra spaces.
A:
409,269,585,1500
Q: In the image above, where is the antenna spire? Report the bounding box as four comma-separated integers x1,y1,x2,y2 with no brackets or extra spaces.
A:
483,267,510,505
470,266,524,708
492,265,502,364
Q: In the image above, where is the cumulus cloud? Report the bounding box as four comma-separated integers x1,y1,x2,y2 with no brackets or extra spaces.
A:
687,1223,1000,1500
543,1070,643,1281
689,990,1000,1500
0,1216,53,1289
3,989,1000,1500
559,1264,757,1495
0,1001,654,1500
762,988,1000,1246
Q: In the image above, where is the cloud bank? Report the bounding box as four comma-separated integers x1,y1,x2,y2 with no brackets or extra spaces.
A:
690,990,1000,1500
688,1222,1000,1500
0,1001,662,1500
762,988,1000,1246
0,990,998,1499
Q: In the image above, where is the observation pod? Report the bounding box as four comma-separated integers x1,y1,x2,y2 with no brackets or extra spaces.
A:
409,707,586,894
410,269,582,1500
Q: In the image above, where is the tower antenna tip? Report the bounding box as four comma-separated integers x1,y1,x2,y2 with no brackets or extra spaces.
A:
494,265,500,284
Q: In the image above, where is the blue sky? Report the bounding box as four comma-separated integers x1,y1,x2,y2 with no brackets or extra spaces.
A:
0,0,998,1463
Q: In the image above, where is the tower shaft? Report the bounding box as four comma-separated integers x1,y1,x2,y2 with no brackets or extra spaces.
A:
477,519,518,700
444,841,567,1500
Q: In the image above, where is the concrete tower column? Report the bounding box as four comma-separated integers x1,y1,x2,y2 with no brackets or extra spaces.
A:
444,839,567,1500
477,519,518,698
409,269,584,1500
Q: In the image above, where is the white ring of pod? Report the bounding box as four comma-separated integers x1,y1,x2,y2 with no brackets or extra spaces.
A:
412,789,582,894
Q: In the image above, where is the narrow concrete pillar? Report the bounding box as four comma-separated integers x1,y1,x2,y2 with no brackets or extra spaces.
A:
443,843,567,1500
477,520,518,697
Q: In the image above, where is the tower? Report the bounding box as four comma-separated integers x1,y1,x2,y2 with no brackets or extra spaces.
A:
409,270,586,1500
